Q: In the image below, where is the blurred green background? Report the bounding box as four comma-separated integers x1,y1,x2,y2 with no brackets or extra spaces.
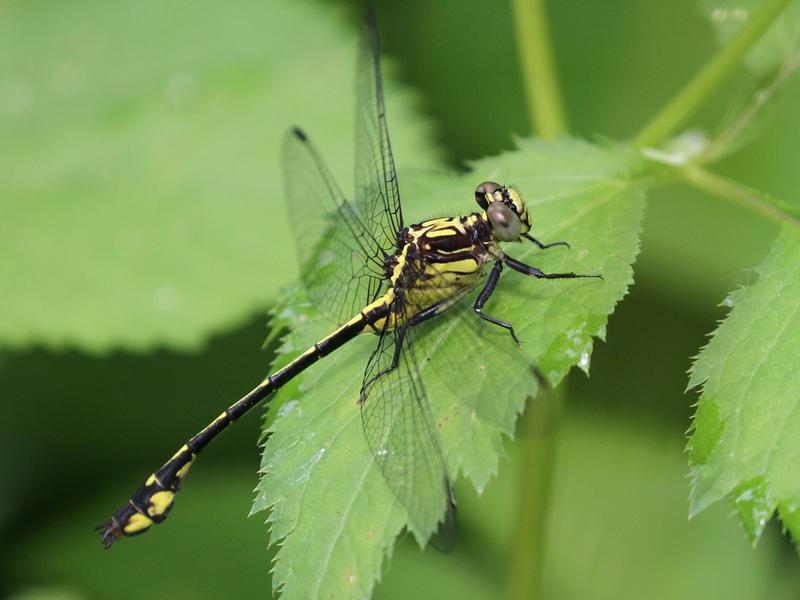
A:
2,0,799,598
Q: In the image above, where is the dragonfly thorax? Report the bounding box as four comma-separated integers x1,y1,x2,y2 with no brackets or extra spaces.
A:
379,215,497,328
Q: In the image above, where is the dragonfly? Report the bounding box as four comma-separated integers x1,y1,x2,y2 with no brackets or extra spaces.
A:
98,9,601,550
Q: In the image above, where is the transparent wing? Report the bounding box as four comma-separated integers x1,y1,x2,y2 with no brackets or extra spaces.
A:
360,303,453,546
281,10,403,324
354,9,403,252
282,128,389,324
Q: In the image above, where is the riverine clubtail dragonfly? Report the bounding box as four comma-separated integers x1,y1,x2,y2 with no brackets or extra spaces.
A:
98,9,600,549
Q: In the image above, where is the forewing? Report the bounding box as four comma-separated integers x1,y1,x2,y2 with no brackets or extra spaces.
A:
354,9,403,252
282,128,387,324
360,314,451,546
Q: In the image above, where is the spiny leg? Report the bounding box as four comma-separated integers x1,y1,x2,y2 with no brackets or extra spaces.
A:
522,232,570,250
407,296,463,327
504,254,603,280
474,261,520,345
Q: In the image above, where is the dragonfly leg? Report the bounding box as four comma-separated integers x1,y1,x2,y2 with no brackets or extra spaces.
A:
504,254,603,280
522,232,570,250
360,328,406,400
474,261,520,346
408,299,455,327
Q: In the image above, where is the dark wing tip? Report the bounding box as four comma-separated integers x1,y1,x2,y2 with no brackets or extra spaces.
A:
362,5,381,54
364,5,377,29
429,485,457,552
290,127,308,142
531,366,552,391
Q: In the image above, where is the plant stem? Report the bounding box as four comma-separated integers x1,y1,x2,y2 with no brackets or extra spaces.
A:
507,3,566,597
683,165,800,228
507,385,562,600
632,0,792,148
511,0,567,139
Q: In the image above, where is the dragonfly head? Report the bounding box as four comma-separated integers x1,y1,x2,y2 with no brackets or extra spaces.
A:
474,181,531,242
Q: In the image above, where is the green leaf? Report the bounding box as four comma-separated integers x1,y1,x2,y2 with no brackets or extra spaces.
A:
0,0,438,351
688,225,800,545
699,0,800,75
252,138,646,599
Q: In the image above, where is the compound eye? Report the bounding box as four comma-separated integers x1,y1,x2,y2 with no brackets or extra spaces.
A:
487,201,521,241
475,181,502,209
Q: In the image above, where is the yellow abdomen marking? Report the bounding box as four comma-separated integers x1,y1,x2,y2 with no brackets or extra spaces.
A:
148,491,175,517
171,445,191,460
123,512,154,535
176,460,194,480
